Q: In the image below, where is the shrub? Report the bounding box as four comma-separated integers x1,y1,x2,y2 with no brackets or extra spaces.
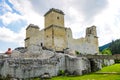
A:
58,70,65,76
75,51,80,55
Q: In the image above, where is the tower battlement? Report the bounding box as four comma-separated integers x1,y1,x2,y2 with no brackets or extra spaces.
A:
44,8,64,16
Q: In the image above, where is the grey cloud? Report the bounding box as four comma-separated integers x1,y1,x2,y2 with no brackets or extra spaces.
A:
29,0,66,15
29,0,108,19
26,0,108,27
73,0,108,21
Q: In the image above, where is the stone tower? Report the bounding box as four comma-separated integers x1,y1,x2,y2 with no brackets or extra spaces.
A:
44,8,64,28
44,8,67,51
25,24,39,47
86,25,99,53
86,25,97,37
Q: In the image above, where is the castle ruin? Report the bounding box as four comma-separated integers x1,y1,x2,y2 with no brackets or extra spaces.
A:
25,8,99,54
0,8,114,79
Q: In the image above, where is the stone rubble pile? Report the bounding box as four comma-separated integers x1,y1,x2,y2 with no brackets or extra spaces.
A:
12,45,55,59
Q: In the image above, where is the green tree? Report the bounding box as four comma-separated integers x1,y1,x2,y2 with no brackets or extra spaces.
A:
109,39,120,55
101,48,112,55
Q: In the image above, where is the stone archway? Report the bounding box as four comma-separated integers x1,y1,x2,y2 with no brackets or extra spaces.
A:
89,59,100,72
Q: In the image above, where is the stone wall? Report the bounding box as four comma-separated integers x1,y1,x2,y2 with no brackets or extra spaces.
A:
53,26,67,51
102,59,115,66
65,55,91,75
67,37,98,55
61,26,99,55
25,25,99,54
44,26,53,50
0,45,103,79
0,56,98,79
0,53,65,79
2,45,115,79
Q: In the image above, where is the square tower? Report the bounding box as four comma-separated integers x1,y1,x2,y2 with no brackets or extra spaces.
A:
25,24,39,47
44,8,65,28
44,8,67,51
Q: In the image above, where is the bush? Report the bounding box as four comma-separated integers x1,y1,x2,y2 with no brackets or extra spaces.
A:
58,70,65,76
101,48,112,55
0,74,12,80
75,51,80,55
64,70,71,76
115,60,120,63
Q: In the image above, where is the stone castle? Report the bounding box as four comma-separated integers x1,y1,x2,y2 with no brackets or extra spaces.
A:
0,8,114,79
25,8,99,54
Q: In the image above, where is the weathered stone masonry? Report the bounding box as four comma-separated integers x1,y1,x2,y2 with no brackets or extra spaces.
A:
0,53,94,79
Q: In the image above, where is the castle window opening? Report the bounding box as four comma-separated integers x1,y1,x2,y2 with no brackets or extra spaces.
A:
41,43,43,47
57,16,59,19
89,29,92,34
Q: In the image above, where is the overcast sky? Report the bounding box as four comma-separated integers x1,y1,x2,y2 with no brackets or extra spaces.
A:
0,0,120,52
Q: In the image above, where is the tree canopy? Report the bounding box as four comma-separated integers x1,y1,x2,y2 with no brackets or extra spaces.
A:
109,39,120,55
101,48,112,55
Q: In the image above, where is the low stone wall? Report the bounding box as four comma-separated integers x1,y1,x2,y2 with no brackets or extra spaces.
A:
0,46,105,79
65,56,91,75
0,53,65,79
102,59,115,66
0,54,102,79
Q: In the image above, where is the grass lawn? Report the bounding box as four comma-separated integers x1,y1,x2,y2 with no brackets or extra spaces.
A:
52,64,120,80
98,64,120,73
52,74,120,80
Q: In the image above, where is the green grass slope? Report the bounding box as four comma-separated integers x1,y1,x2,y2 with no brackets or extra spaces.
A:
52,64,120,80
98,64,120,72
